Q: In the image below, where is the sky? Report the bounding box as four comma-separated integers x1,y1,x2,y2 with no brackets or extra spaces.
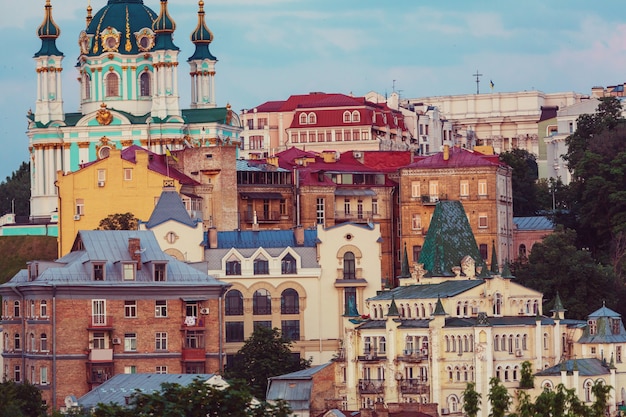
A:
0,0,625,181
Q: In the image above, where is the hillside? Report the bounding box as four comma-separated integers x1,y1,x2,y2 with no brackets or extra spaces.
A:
0,236,57,284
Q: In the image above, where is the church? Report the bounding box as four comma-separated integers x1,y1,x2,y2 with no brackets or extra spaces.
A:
28,0,242,222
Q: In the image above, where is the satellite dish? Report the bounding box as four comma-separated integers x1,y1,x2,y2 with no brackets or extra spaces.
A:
65,395,78,408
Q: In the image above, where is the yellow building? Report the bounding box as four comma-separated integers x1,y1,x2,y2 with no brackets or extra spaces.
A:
57,146,198,256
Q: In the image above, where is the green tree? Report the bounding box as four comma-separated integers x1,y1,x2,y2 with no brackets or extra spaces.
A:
512,227,618,319
0,380,47,417
518,361,534,389
461,382,481,417
0,161,30,217
499,149,540,216
590,380,612,417
509,389,534,417
224,326,311,400
98,212,138,230
487,377,510,417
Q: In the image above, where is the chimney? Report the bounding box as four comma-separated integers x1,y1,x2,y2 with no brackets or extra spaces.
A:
443,144,450,161
208,227,218,249
294,225,304,246
128,237,142,270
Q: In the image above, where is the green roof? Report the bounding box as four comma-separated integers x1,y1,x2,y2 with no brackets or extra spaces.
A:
367,279,484,302
419,201,489,277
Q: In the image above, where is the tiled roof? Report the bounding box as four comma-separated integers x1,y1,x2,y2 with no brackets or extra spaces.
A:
213,229,318,249
535,358,609,377
78,373,216,409
514,216,555,231
367,279,484,301
144,188,197,228
419,201,489,277
406,146,504,169
362,151,413,172
119,145,199,186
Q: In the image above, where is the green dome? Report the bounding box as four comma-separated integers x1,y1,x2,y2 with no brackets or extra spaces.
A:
84,0,158,56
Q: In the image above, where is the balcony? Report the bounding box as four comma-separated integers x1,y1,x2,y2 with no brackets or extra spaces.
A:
358,379,385,394
398,349,428,363
359,353,385,362
87,364,113,386
421,195,445,205
181,317,205,329
334,211,372,223
87,316,113,330
182,347,206,362
400,378,429,394
88,348,113,362
241,210,282,223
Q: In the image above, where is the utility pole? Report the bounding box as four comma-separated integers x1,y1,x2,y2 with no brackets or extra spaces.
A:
473,70,483,94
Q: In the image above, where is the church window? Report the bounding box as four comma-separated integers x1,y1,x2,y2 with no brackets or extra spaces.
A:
139,71,151,97
105,72,119,97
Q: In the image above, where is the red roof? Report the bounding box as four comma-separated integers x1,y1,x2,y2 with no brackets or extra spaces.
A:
362,151,413,172
120,145,200,185
405,146,504,169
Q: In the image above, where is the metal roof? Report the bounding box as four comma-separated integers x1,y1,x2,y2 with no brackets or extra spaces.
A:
145,189,198,228
368,279,484,302
535,358,609,377
513,216,555,231
214,229,318,249
266,364,332,410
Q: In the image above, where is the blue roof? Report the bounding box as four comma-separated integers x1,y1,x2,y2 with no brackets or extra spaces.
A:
214,229,318,249
236,160,290,172
535,358,609,377
145,188,197,228
513,216,555,231
78,373,215,409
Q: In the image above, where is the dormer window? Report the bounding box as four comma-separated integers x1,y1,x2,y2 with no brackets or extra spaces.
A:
93,263,105,281
253,256,269,275
299,113,307,125
225,254,241,275
153,263,166,282
308,112,317,124
352,110,360,122
588,319,597,335
343,111,351,123
612,318,621,334
122,263,136,281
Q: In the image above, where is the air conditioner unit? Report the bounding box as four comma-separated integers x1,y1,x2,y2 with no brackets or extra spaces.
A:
200,307,210,315
441,408,450,415
515,349,523,357
98,181,105,187
73,214,81,221
112,338,121,345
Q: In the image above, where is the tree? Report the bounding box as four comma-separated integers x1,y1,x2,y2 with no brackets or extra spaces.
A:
518,361,534,389
0,380,47,417
499,149,540,216
224,326,311,400
590,380,612,417
461,382,481,417
512,227,619,319
487,377,510,417
0,161,30,217
98,212,138,230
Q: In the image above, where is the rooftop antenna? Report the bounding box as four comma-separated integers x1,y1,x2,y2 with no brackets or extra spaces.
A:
473,70,483,94
392,79,396,93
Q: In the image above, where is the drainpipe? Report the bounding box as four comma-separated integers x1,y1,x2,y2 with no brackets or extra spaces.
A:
389,187,396,287
54,180,61,258
52,284,57,409
218,286,227,374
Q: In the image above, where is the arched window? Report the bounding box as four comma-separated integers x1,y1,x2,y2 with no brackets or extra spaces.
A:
281,288,299,314
445,336,450,352
29,333,35,351
139,71,151,97
105,71,119,97
352,110,360,122
542,380,554,391
451,336,456,352
225,255,241,275
29,300,35,318
14,334,21,350
3,333,8,351
493,293,503,316
504,366,510,381
253,289,271,315
84,73,91,100
494,335,500,351
496,365,501,380
299,113,307,124
308,112,316,124
501,335,506,351
225,290,244,316
253,256,269,275
543,333,549,350
533,300,539,315
456,302,462,316
281,253,297,274
343,111,351,123
379,336,386,354
343,252,356,279
519,244,527,258
420,303,426,318
584,379,594,402
447,395,459,413
40,333,48,352
364,337,371,353
14,300,20,317
40,300,47,317
522,334,528,350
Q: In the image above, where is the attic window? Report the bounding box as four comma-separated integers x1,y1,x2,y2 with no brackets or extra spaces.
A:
93,263,105,281
154,263,166,282
205,154,213,159
612,318,621,334
588,319,597,335
299,113,307,125
122,263,136,281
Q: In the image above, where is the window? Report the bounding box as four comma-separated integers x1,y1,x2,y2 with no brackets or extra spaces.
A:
253,289,272,315
618,346,622,363
308,113,316,124
588,320,597,335
299,113,307,124
411,181,421,198
40,367,48,385
519,244,527,258
40,300,47,318
153,263,166,281
124,366,137,374
124,300,137,318
584,379,593,402
76,199,84,216
14,334,21,350
478,214,488,228
253,257,269,275
343,111,351,123
124,168,133,181
225,322,244,342
279,199,287,216
92,299,106,325
316,198,325,225
344,287,356,316
225,258,241,275
428,181,439,201
379,337,386,354
97,169,106,182
372,199,378,215
253,321,272,331
493,293,503,316
412,214,422,230
225,290,244,316
155,332,167,351
460,180,469,197
343,252,356,280
156,366,167,374
543,333,549,350
105,72,119,97
281,254,297,274
611,318,621,334
413,245,422,262
185,330,204,349
344,198,351,214
281,320,300,341
92,332,105,349
40,334,48,352
155,300,167,317
281,289,299,314
139,71,151,97
29,300,35,318
93,263,105,281
479,244,488,260
13,300,20,317
14,365,21,382
258,117,267,129
478,180,487,196
352,110,360,122
124,333,137,352
84,73,91,100
122,263,135,281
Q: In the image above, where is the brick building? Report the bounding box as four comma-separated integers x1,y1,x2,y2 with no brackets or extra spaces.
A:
397,145,513,271
0,230,229,410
